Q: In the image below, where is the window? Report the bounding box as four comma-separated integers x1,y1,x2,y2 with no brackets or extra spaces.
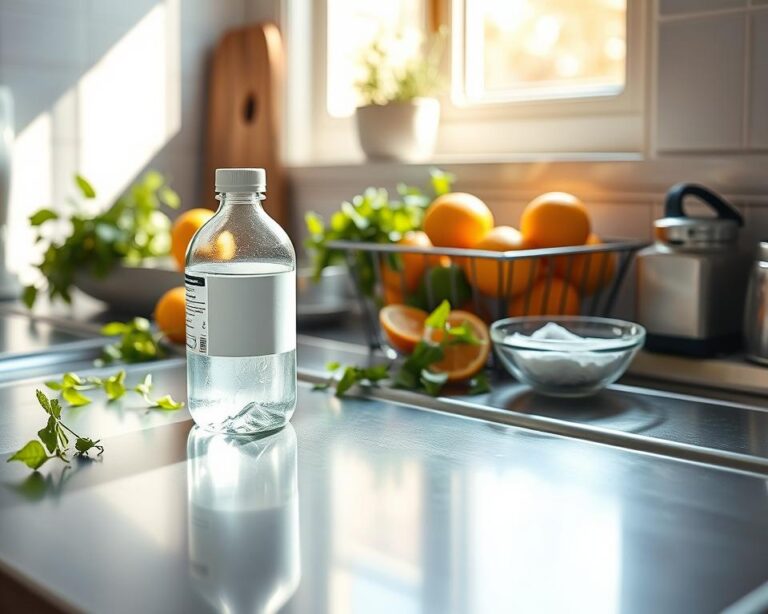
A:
458,0,627,104
289,0,643,161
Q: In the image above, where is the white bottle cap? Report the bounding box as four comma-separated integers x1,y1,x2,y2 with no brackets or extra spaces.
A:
215,168,267,192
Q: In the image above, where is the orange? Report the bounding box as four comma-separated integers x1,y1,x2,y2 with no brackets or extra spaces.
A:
462,226,539,298
423,193,494,248
197,229,237,262
520,192,591,248
553,233,617,295
171,208,214,270
424,310,490,382
508,278,580,317
381,231,449,292
379,304,428,354
154,286,186,344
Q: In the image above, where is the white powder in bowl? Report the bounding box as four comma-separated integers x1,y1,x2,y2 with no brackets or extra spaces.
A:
504,322,630,386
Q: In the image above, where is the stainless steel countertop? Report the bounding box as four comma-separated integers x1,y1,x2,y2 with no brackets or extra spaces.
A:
1,360,768,613
0,304,767,613
297,335,768,474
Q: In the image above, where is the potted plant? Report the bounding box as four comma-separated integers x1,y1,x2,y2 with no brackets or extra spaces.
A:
355,28,446,162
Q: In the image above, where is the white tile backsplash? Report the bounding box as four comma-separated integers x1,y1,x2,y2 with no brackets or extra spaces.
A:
749,10,768,148
86,0,162,23
742,205,768,248
0,8,87,68
657,13,746,151
0,64,82,135
587,203,654,241
0,0,87,17
0,0,251,274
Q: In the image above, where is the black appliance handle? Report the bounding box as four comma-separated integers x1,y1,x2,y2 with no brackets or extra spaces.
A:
664,183,743,226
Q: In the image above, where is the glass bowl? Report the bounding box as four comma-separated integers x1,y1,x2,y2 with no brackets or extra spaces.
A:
490,316,646,398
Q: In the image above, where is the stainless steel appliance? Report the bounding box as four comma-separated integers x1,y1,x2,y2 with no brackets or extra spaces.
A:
636,183,749,356
744,241,768,364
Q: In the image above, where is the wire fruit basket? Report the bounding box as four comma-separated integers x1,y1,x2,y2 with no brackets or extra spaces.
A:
327,238,648,351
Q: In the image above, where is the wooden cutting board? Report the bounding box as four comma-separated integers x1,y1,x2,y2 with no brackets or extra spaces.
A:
205,22,288,232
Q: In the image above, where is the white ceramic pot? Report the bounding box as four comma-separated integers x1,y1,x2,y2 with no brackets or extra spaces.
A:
355,98,440,162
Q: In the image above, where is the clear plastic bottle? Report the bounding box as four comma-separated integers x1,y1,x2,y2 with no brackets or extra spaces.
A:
185,168,296,434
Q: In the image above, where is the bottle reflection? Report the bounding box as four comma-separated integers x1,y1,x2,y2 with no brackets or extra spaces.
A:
187,425,300,614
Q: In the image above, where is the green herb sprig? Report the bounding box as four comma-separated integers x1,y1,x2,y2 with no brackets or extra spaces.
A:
356,27,447,106
391,300,482,396
315,300,492,398
304,169,454,296
45,370,184,410
24,171,180,308
7,391,103,470
313,361,390,397
99,318,165,364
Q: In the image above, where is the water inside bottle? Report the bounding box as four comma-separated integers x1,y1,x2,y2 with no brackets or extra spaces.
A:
187,262,297,434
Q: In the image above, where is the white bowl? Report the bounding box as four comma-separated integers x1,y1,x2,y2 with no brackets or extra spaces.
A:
74,260,181,315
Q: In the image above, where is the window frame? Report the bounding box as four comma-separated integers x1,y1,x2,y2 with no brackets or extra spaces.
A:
284,0,649,164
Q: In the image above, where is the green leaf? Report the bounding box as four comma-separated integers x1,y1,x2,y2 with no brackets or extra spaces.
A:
392,367,418,389
44,381,62,391
430,168,455,196
425,300,451,329
362,364,390,381
407,341,445,371
56,422,68,446
101,344,121,362
325,361,341,372
101,322,127,336
132,317,151,332
62,387,91,407
394,341,445,392
74,174,96,198
100,318,163,364
134,373,153,396
29,209,58,226
7,440,50,470
312,382,331,391
104,370,126,401
141,170,164,191
151,395,184,410
420,369,449,396
158,186,180,209
49,398,62,420
446,321,482,346
305,212,325,236
467,372,491,395
37,416,59,454
75,437,99,454
335,367,359,397
22,285,37,309
35,389,52,415
62,372,84,387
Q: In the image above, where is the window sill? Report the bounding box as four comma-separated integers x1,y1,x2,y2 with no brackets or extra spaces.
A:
286,153,768,206
286,151,644,170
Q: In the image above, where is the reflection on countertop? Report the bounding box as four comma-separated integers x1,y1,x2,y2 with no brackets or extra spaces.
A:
2,381,767,613
187,425,300,614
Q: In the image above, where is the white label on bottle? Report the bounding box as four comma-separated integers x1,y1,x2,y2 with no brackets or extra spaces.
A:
185,270,296,357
